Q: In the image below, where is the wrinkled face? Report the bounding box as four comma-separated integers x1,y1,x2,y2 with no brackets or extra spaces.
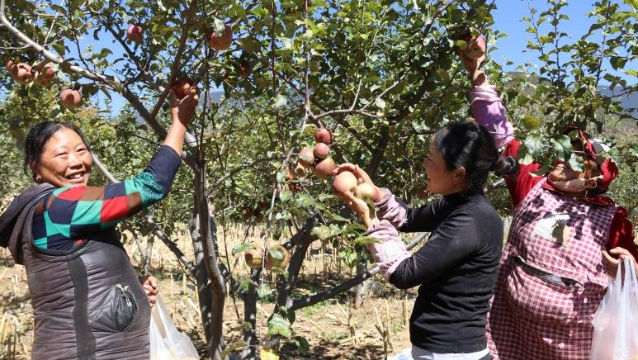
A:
548,140,602,195
422,140,465,196
31,127,92,188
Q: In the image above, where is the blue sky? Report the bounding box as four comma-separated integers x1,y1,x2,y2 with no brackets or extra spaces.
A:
97,1,635,115
490,1,636,85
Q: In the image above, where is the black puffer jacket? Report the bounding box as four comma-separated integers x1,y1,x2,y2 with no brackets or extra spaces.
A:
0,183,150,360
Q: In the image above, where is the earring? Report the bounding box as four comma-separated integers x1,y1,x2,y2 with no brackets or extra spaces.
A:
35,175,42,183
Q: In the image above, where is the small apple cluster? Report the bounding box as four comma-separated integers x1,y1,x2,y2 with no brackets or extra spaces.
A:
6,60,84,110
244,243,291,270
296,127,335,180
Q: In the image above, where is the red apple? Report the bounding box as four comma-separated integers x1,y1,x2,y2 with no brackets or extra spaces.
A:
237,60,250,79
60,89,82,109
312,156,336,180
207,25,233,51
313,142,330,159
172,77,195,99
297,147,315,168
314,127,333,144
12,63,33,85
34,64,56,86
127,24,143,43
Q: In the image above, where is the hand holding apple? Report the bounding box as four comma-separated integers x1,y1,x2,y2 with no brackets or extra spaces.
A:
169,83,199,127
333,163,383,202
332,170,378,228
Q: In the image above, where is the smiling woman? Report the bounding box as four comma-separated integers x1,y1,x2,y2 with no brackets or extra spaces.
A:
0,88,199,360
25,124,93,187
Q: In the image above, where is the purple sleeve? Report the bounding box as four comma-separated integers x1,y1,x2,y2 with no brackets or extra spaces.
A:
374,188,408,228
470,85,514,148
365,220,411,281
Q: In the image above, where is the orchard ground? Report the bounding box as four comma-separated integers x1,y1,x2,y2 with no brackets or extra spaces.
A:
0,222,414,360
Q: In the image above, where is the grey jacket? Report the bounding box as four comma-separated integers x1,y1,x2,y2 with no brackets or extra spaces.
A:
0,183,151,360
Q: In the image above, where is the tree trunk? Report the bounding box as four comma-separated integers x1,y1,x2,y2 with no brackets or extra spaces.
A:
191,165,228,360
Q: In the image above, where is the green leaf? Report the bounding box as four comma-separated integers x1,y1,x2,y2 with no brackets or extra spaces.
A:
232,243,254,255
273,94,287,109
567,153,583,172
267,314,292,338
295,336,310,354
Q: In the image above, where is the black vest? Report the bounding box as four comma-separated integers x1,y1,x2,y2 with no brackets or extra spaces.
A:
3,184,151,360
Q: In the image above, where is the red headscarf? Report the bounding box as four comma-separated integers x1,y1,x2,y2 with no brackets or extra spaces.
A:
563,126,618,191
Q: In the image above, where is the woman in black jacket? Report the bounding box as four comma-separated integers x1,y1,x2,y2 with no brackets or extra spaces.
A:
335,122,516,360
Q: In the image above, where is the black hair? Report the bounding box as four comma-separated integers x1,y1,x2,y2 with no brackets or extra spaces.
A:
23,121,91,179
434,122,518,192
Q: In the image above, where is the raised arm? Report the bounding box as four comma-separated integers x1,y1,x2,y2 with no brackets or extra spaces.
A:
463,56,514,150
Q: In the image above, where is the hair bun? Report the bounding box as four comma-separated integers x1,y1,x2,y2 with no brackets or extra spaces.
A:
491,156,518,176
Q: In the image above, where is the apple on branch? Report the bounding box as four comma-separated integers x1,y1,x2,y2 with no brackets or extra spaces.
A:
314,127,333,144
34,63,56,86
127,24,143,43
60,89,82,109
207,25,233,51
297,147,315,168
312,156,335,180
11,63,34,85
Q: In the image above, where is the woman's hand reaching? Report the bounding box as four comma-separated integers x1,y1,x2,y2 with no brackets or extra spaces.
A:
169,87,199,127
333,163,383,202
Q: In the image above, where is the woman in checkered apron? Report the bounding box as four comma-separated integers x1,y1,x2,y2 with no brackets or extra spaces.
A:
461,52,637,360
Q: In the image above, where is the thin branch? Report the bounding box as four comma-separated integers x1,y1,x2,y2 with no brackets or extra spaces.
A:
290,232,429,311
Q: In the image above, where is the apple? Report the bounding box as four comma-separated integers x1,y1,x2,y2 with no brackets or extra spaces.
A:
172,77,195,99
244,243,264,269
127,24,143,43
313,142,330,159
457,35,486,60
314,127,333,144
11,63,33,85
265,244,291,270
60,89,82,109
207,25,233,51
34,64,56,86
297,147,315,168
355,182,375,201
237,60,250,79
332,171,358,196
312,156,336,180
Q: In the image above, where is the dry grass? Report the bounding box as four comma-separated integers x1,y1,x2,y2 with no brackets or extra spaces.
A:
0,222,414,359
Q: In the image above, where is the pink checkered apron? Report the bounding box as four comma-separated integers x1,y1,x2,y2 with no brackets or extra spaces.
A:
487,178,617,360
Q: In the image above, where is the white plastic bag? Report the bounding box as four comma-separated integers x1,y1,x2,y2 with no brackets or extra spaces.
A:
590,257,638,360
150,294,200,360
